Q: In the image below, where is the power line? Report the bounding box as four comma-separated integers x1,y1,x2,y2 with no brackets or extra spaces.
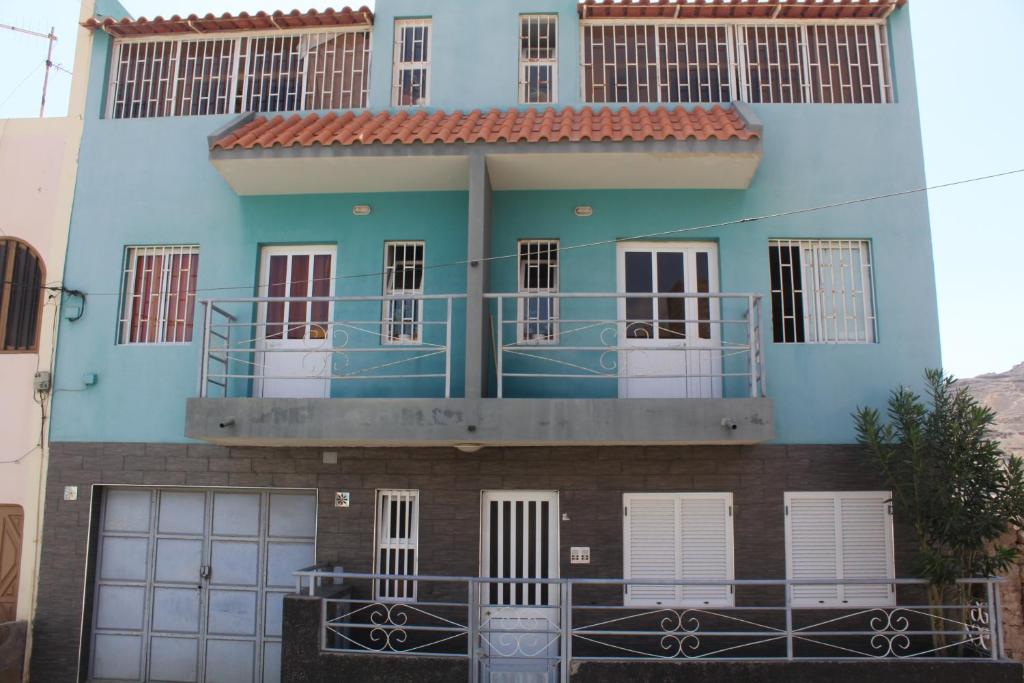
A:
0,60,45,113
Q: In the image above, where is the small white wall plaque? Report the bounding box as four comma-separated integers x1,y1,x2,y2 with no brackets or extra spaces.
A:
334,492,350,508
63,486,78,501
570,547,591,565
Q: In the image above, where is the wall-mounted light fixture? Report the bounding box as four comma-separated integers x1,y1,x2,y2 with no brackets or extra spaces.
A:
352,205,372,216
574,206,593,217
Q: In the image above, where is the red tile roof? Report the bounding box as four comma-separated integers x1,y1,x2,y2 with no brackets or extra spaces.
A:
82,7,373,37
578,0,906,20
211,106,760,151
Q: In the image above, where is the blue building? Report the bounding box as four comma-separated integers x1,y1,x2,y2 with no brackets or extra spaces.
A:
35,1,1010,682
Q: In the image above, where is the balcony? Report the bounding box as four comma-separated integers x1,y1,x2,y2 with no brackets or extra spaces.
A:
186,292,773,446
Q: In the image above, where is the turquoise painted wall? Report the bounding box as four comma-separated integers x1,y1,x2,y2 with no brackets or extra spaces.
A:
50,3,938,444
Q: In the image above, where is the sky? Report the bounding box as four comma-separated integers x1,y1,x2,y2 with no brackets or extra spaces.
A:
0,0,1021,379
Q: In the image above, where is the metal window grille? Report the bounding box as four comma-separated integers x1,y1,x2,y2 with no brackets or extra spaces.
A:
520,15,558,104
106,28,371,119
581,20,891,105
383,242,425,344
119,245,200,344
517,240,559,343
0,239,44,352
374,489,419,601
392,19,431,106
769,239,876,344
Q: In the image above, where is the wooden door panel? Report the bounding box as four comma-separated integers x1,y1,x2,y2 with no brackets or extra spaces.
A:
0,506,24,623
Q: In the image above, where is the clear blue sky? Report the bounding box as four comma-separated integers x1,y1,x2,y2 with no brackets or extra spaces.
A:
1,0,1021,378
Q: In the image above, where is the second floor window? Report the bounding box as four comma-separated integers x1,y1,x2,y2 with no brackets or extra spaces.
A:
119,245,199,344
383,242,425,344
769,239,876,345
518,240,559,343
519,15,557,104
107,29,371,119
392,19,431,106
0,239,44,352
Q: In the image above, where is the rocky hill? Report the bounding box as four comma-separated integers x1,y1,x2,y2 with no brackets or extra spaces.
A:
960,362,1024,457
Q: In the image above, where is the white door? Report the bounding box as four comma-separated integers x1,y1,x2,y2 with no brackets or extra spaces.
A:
479,491,560,683
256,246,335,399
616,242,721,398
89,488,317,683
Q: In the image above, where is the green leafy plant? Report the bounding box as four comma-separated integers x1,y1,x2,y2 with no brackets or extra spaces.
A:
855,369,1024,650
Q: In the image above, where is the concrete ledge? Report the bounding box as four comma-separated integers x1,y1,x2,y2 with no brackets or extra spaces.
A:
187,397,774,447
570,660,1024,683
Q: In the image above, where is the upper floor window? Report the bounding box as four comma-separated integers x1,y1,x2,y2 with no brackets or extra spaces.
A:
382,242,425,344
118,245,199,344
392,19,431,106
582,21,892,105
518,240,559,343
0,239,44,352
107,29,371,119
769,239,876,345
519,15,557,105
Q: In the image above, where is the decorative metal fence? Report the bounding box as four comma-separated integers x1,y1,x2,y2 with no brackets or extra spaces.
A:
197,295,463,399
581,20,893,105
485,292,766,399
107,27,372,119
293,570,1004,683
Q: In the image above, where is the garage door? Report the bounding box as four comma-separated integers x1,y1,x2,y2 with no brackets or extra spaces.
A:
89,488,316,683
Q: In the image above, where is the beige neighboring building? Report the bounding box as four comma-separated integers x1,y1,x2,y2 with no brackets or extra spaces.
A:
0,0,93,672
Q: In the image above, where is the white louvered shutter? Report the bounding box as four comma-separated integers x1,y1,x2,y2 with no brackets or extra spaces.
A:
679,495,734,607
838,494,894,606
624,495,678,606
786,492,895,608
786,494,841,606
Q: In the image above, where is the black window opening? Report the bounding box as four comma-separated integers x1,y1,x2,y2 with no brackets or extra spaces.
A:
769,244,806,343
0,239,44,352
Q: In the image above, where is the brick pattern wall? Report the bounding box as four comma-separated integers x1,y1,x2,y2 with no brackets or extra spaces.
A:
33,442,913,681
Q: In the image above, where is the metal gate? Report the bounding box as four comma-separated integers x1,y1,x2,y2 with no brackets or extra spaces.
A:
89,487,316,682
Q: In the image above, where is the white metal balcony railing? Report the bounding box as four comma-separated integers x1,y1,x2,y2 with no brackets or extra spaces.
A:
580,20,893,105
198,295,462,399
107,27,371,119
486,293,766,400
292,569,1004,681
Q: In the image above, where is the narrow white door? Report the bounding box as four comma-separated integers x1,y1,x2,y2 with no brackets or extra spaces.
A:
256,246,335,399
480,491,560,683
616,242,721,398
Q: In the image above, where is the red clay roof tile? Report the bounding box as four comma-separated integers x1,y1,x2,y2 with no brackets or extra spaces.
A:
211,106,759,151
578,0,906,20
82,7,373,37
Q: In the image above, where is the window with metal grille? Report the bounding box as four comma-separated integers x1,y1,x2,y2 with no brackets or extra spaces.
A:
519,15,557,104
106,29,371,119
517,240,559,343
769,239,876,344
374,490,419,601
382,242,425,344
581,21,892,105
118,245,200,344
392,19,431,106
0,239,44,352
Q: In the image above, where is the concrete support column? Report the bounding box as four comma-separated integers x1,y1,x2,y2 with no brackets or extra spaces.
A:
464,153,492,401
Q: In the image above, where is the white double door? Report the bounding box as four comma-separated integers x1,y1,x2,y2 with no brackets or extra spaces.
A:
480,491,560,683
89,488,316,683
616,242,722,399
255,246,336,399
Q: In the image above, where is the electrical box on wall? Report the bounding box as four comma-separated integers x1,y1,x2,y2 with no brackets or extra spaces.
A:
570,547,591,565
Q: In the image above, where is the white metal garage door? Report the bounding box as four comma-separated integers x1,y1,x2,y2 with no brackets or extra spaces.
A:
89,488,316,683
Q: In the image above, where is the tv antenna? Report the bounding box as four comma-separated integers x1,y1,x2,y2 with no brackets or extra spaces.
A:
0,23,66,117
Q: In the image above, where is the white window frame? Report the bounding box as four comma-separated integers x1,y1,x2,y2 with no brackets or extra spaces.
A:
784,491,896,608
382,241,425,345
519,15,558,105
392,18,432,107
623,492,735,608
373,489,420,602
517,239,560,344
769,239,877,344
118,245,200,345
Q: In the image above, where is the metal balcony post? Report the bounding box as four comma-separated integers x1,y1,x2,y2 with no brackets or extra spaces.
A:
785,581,794,660
445,296,453,398
989,579,1003,660
748,295,757,398
198,301,212,398
468,580,480,683
496,296,504,399
560,581,572,683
